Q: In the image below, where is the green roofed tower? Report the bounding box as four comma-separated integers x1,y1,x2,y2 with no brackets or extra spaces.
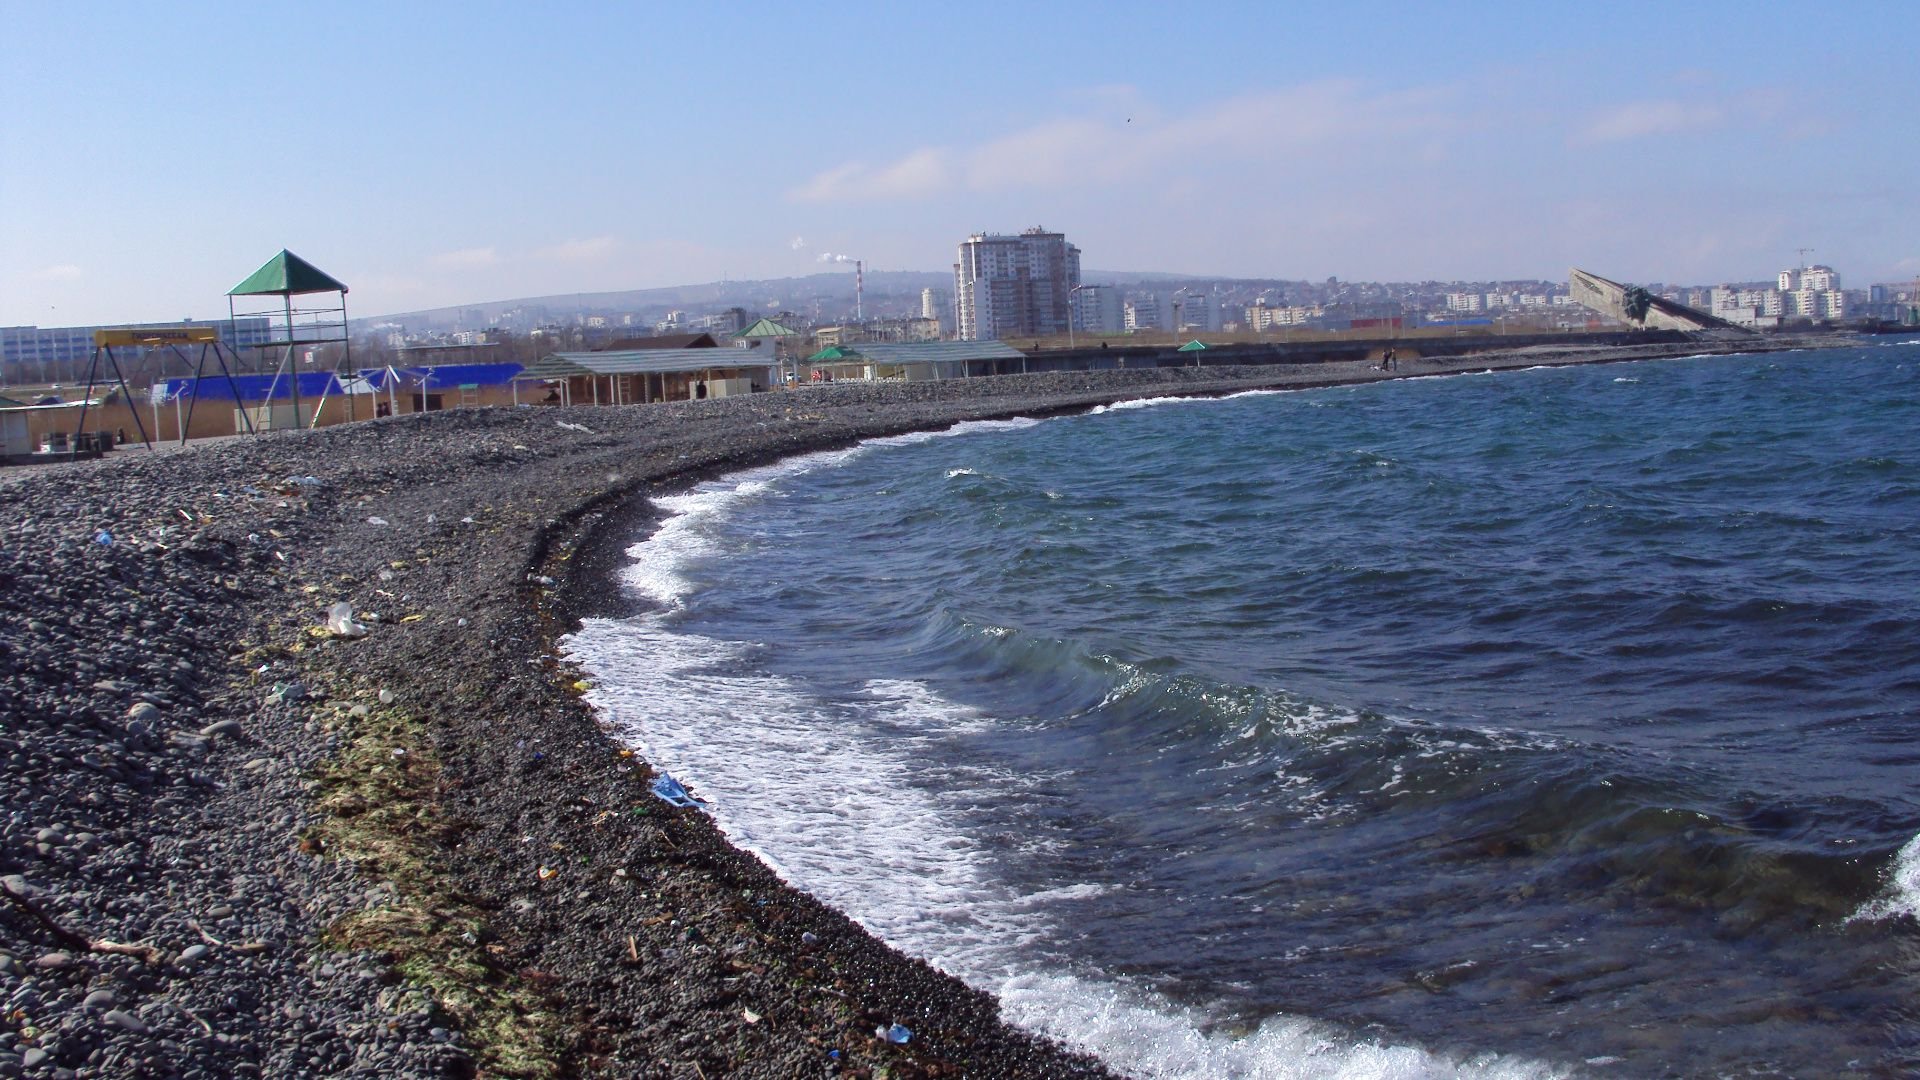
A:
226,249,352,429
228,249,350,297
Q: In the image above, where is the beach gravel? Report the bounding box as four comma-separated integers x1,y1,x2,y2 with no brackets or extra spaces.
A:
0,341,1819,1077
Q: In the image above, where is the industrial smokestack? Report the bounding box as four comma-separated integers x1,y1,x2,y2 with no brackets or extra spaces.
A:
856,260,864,322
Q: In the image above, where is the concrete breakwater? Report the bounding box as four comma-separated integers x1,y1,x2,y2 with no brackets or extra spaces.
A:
0,339,1832,1077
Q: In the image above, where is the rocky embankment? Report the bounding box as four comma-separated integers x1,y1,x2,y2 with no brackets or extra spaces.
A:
0,341,1826,1079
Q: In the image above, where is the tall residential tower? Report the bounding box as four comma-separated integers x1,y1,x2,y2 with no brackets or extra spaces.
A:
953,227,1082,341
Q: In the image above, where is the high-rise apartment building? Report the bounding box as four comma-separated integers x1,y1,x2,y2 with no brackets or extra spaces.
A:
953,227,1082,341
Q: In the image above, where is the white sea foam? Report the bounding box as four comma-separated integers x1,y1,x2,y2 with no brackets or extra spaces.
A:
869,415,1043,446
566,430,1571,1080
1848,832,1920,924
1092,395,1204,413
619,449,858,604
997,970,1565,1080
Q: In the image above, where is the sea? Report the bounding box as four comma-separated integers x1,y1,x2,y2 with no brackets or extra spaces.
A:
567,342,1920,1078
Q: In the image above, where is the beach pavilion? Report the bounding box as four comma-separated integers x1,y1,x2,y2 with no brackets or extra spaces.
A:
845,340,1030,381
512,346,776,405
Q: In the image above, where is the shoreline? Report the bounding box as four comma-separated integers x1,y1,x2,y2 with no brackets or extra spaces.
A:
0,336,1849,1077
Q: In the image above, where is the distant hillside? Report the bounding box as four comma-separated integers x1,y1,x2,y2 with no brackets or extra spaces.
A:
358,268,1214,330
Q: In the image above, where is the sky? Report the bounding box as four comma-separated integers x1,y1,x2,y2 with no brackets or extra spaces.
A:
3,1,1916,325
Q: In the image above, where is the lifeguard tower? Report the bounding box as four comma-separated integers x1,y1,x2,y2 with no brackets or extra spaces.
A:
227,250,352,429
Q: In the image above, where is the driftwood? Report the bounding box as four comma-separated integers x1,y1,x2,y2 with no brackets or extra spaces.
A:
1,878,168,966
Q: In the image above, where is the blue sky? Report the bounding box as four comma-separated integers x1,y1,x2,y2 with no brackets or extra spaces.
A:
4,1,1915,324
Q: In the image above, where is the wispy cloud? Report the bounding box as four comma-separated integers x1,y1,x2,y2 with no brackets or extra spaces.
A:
538,236,618,261
32,264,83,281
786,80,1456,203
1573,100,1726,144
428,246,502,269
788,148,955,202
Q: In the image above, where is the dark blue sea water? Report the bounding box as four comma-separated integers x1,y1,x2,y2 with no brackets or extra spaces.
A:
570,343,1920,1078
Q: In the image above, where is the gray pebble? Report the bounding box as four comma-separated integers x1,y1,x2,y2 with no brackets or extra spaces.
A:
126,701,160,724
22,1046,50,1068
100,1009,148,1034
33,951,72,970
83,989,117,1011
200,720,244,739
177,944,211,965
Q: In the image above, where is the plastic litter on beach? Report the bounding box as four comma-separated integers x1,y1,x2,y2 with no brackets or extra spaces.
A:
649,773,702,808
325,602,368,638
878,1023,911,1044
93,529,113,546
365,516,389,526
556,421,594,434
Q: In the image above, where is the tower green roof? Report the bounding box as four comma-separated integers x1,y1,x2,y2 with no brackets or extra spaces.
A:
228,249,349,297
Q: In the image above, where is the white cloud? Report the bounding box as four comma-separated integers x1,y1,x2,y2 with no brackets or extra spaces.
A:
786,80,1456,203
538,236,618,261
428,246,502,269
32,264,83,281
1573,100,1726,144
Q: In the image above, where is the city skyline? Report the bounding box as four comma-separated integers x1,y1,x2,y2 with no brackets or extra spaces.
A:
4,1,1918,327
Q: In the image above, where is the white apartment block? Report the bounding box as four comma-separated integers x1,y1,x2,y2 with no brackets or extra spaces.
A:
953,227,1082,341
1446,292,1484,313
1780,265,1840,293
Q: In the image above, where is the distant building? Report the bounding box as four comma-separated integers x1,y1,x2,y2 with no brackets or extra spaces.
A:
1,318,273,384
1446,292,1484,313
1071,285,1124,334
1124,295,1162,332
1244,301,1317,330
953,227,1082,341
1777,264,1843,321
1172,291,1219,332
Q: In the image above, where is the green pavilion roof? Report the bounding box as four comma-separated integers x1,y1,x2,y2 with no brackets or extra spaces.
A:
736,317,799,339
806,345,864,361
228,249,350,297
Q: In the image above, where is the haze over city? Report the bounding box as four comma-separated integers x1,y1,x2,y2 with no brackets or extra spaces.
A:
4,0,1916,327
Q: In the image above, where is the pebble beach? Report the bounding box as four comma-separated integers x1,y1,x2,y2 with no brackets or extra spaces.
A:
0,338,1832,1079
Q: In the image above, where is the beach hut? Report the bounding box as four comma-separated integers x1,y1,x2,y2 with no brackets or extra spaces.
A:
802,345,868,383
735,318,801,384
0,400,33,458
851,340,1029,381
514,348,770,406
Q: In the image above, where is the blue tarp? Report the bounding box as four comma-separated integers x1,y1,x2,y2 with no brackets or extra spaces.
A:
158,372,343,403
362,363,523,390
158,363,526,403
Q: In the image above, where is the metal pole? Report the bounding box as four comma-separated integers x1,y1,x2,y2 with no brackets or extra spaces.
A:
285,294,301,428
